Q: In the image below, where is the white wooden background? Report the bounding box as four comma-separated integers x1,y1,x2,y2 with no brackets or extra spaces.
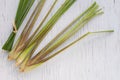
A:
0,0,120,80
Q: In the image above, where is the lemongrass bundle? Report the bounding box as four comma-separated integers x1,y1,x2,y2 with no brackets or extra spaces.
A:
28,2,102,65
9,0,76,66
17,2,113,72
3,0,114,72
2,0,35,51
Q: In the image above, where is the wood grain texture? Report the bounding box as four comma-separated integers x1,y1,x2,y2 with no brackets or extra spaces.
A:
0,0,120,80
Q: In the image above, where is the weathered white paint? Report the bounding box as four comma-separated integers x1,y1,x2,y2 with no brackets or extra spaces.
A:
0,0,120,80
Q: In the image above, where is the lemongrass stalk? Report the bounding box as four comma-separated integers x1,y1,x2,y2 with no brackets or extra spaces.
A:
19,7,88,70
21,0,46,42
13,0,57,60
15,0,58,66
29,19,93,64
28,0,58,40
8,0,46,60
29,3,103,65
2,0,35,51
27,0,76,47
22,0,58,48
16,0,76,66
31,2,98,57
29,16,98,64
38,30,114,63
23,30,113,72
18,0,46,46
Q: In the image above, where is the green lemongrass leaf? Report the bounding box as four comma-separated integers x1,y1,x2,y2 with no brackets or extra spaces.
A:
16,0,30,27
16,0,76,66
15,0,58,65
15,0,24,23
29,3,103,64
25,30,113,71
2,32,16,51
2,0,35,51
17,0,35,28
15,0,27,25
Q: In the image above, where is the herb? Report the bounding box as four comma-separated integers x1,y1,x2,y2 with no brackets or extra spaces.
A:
3,1,114,72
